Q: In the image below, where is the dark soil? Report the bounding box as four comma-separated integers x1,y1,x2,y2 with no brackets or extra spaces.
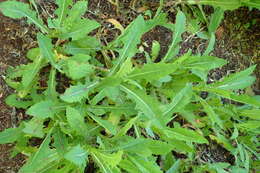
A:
0,0,259,172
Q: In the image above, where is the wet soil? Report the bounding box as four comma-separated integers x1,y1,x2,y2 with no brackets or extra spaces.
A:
0,0,259,172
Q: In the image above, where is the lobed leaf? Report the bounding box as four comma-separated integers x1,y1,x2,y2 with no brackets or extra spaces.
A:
0,1,48,33
61,82,98,103
64,145,88,168
163,11,186,62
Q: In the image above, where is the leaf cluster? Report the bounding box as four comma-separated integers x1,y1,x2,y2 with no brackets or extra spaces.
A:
0,0,259,172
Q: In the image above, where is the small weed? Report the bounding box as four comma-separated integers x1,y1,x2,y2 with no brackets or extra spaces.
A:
0,0,259,172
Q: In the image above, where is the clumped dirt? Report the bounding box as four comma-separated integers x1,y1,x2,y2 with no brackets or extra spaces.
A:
0,0,259,172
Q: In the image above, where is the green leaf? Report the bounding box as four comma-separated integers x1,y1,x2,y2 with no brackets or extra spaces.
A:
61,19,100,40
91,152,114,173
210,65,256,90
163,83,193,119
116,58,133,77
19,55,44,97
64,145,88,168
198,97,224,129
0,127,23,144
127,63,178,82
203,33,215,55
145,139,174,155
116,116,139,137
120,85,164,128
0,1,48,33
53,128,68,156
166,160,181,173
37,33,60,71
45,68,58,100
151,40,160,61
243,0,260,9
240,109,260,120
66,107,86,134
61,1,99,41
92,150,123,168
197,87,260,107
187,0,242,10
127,155,163,173
54,0,72,27
19,131,60,173
61,82,98,103
22,118,44,138
108,15,146,75
65,0,88,22
184,56,227,81
208,8,224,33
165,127,208,144
66,54,94,80
236,121,260,131
163,11,186,62
65,36,101,55
5,94,33,109
88,112,117,135
26,100,55,119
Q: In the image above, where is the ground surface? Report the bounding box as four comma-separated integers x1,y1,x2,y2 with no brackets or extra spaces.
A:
0,0,259,172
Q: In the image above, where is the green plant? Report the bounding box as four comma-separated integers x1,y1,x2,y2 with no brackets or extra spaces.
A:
0,0,259,172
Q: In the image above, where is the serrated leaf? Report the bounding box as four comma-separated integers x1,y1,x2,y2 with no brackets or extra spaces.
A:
198,97,224,129
240,109,260,120
127,63,179,82
54,0,72,27
184,56,227,71
108,15,146,75
19,55,44,97
151,40,160,61
198,87,260,107
26,48,41,61
145,139,174,155
88,112,117,135
203,33,216,55
65,36,101,55
64,145,88,168
26,100,55,119
66,54,94,80
5,94,33,109
53,128,68,156
92,150,123,168
116,58,133,77
187,0,242,10
61,82,98,103
165,127,208,144
19,131,60,173
37,33,60,71
91,152,114,173
45,68,58,100
184,56,227,81
116,116,139,137
0,1,48,33
208,8,224,33
210,65,256,90
66,0,88,22
128,155,163,173
0,127,23,144
163,83,193,120
163,11,186,62
61,19,100,40
120,85,164,128
22,118,44,138
66,107,86,134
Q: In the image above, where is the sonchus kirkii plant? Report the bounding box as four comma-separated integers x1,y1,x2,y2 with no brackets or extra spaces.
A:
0,0,259,172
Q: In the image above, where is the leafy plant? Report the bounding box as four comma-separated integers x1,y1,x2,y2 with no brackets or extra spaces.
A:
0,0,259,172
